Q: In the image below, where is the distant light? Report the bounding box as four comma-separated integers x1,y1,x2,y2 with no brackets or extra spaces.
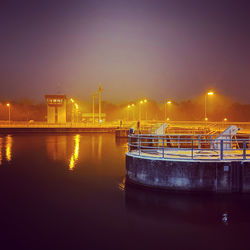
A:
99,119,103,123
70,98,74,103
144,99,147,103
75,103,79,109
6,103,10,107
205,117,208,121
167,117,170,121
127,105,131,109
140,100,143,104
167,100,172,104
207,91,214,96
131,104,135,107
224,118,228,121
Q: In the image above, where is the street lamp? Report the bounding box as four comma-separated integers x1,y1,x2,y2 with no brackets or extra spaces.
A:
139,100,143,121
143,99,148,120
75,103,79,122
127,105,131,120
164,100,172,120
6,103,10,124
204,91,214,121
131,104,135,120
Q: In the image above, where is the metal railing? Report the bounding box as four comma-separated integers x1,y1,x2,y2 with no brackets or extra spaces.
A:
127,134,250,161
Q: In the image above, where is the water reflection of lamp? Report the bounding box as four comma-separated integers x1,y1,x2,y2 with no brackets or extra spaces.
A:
69,134,80,170
5,135,12,162
0,137,3,165
97,135,102,160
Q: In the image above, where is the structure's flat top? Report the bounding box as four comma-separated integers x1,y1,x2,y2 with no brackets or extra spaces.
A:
128,149,250,162
45,94,66,99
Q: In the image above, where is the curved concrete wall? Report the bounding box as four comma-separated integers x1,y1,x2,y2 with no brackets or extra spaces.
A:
126,153,250,193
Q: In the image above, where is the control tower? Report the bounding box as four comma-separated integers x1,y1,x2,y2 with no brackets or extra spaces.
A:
45,95,67,123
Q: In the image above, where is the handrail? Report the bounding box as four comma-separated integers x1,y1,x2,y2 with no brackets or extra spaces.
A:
127,134,250,161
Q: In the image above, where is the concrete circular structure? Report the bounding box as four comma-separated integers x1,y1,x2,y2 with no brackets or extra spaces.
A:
126,133,250,193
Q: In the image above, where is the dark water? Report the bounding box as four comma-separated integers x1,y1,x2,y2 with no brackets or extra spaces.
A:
0,134,250,250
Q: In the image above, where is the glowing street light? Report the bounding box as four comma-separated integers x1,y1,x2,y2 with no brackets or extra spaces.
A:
204,91,214,121
138,99,147,121
127,105,131,120
164,100,172,120
70,98,79,123
224,118,228,122
6,103,10,124
131,104,135,120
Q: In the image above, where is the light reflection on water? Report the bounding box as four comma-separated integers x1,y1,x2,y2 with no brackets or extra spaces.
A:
0,134,249,249
69,134,80,170
0,135,13,165
6,135,12,162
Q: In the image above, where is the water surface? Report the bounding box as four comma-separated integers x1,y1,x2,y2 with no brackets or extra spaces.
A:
0,134,250,250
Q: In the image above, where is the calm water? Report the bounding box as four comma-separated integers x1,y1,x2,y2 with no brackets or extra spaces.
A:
0,133,250,250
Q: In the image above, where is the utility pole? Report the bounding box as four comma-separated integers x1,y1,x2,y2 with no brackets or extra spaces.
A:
92,92,97,124
98,83,103,123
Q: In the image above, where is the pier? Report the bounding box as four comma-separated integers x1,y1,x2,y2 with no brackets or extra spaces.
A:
126,128,250,193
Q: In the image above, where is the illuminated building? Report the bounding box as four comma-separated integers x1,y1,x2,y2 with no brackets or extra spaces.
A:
45,95,67,123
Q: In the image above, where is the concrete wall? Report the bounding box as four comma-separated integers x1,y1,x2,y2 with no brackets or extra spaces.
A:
57,102,66,123
47,102,66,124
126,154,250,193
47,106,55,123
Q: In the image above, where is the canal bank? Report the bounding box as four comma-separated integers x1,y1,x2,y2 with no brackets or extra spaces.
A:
0,127,116,133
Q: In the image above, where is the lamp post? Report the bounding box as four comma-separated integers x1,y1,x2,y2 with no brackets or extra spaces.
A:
70,98,75,124
131,104,135,121
139,100,143,121
164,100,172,120
75,103,79,123
143,99,147,120
6,103,10,124
204,91,214,121
127,105,131,120
92,92,97,124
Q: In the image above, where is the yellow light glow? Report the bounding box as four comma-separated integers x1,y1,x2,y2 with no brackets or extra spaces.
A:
5,135,12,162
70,98,74,103
167,100,172,104
75,103,79,109
0,137,2,165
127,105,131,109
205,117,208,121
131,104,135,107
167,117,170,121
69,134,80,171
207,91,214,96
6,103,10,107
140,100,143,104
144,99,147,103
224,118,228,121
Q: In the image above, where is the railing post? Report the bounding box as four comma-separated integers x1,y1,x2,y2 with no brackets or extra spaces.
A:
138,135,141,156
162,138,165,158
243,140,246,160
128,135,130,152
220,140,223,160
191,139,194,160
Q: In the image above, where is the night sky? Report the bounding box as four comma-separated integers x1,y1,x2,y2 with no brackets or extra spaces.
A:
0,0,249,103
